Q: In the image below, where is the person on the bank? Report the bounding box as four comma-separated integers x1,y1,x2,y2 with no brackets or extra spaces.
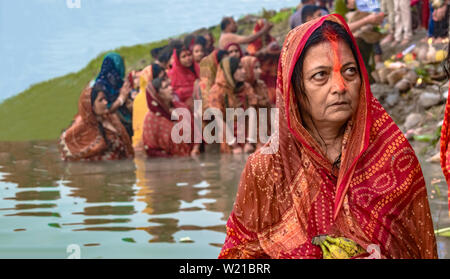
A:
142,76,194,157
219,15,437,259
59,82,134,161
218,16,273,50
208,56,258,154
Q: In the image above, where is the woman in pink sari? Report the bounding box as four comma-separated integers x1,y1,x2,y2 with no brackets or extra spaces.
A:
219,15,437,259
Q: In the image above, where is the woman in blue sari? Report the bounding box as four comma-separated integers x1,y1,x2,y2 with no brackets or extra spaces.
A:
96,52,134,138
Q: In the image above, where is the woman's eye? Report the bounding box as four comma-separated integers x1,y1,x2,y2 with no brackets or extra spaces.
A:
312,71,327,81
344,67,358,76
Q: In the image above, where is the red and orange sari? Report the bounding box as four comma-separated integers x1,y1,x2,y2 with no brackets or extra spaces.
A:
142,84,193,157
209,57,257,153
440,87,450,212
59,86,134,161
219,15,437,259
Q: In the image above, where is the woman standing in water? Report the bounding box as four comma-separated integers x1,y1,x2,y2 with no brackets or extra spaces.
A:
219,15,437,259
59,82,134,161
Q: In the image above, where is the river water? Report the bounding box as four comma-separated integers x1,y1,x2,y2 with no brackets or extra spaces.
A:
0,141,449,259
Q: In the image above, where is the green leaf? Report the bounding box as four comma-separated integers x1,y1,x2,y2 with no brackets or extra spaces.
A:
122,237,136,243
48,223,61,228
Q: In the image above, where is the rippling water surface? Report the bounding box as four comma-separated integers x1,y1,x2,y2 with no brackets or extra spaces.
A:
0,141,449,258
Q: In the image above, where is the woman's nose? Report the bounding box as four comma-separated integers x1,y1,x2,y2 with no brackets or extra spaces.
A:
331,71,346,94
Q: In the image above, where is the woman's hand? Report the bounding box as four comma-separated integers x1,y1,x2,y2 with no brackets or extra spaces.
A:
119,80,132,101
365,12,384,26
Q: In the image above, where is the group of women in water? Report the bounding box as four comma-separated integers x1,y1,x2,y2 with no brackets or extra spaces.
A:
59,20,278,161
56,12,450,258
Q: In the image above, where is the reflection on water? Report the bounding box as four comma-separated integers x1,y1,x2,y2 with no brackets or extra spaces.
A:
0,141,244,258
0,141,449,258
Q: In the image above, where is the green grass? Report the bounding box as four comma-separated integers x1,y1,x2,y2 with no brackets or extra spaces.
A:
0,39,168,142
0,8,291,142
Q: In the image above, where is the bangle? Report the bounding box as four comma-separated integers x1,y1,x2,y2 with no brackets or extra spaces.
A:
117,96,125,106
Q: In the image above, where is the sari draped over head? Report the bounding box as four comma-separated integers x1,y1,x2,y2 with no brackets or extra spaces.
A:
167,49,200,105
241,56,270,108
440,87,450,212
224,42,244,58
132,65,156,150
219,15,437,259
209,57,257,153
193,49,220,110
96,52,125,105
59,86,134,162
247,19,277,56
142,84,193,157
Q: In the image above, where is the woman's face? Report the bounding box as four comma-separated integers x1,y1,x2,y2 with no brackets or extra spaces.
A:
253,61,262,80
159,79,174,103
299,39,361,126
192,44,205,63
227,45,241,59
205,34,214,49
233,62,246,83
179,50,193,68
93,91,108,116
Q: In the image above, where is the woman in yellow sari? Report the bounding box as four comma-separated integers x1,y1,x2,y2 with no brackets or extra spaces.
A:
132,63,165,151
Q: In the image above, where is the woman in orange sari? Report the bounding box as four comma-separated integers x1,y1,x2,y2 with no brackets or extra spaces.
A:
209,56,258,154
241,56,271,149
59,82,134,161
142,76,193,157
219,15,437,259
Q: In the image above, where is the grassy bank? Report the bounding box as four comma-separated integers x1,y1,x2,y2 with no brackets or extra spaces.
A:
0,8,293,142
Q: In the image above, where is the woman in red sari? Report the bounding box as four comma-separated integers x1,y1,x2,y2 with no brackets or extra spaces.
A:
142,76,193,157
440,39,450,213
167,46,200,109
219,15,437,259
59,82,134,161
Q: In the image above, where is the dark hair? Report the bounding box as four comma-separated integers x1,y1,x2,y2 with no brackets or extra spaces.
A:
217,50,228,63
221,17,232,31
291,20,361,105
194,36,207,49
229,56,240,76
152,76,169,93
184,35,196,50
91,81,107,107
150,45,167,59
302,5,321,21
157,49,171,64
151,63,164,79
90,81,110,148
